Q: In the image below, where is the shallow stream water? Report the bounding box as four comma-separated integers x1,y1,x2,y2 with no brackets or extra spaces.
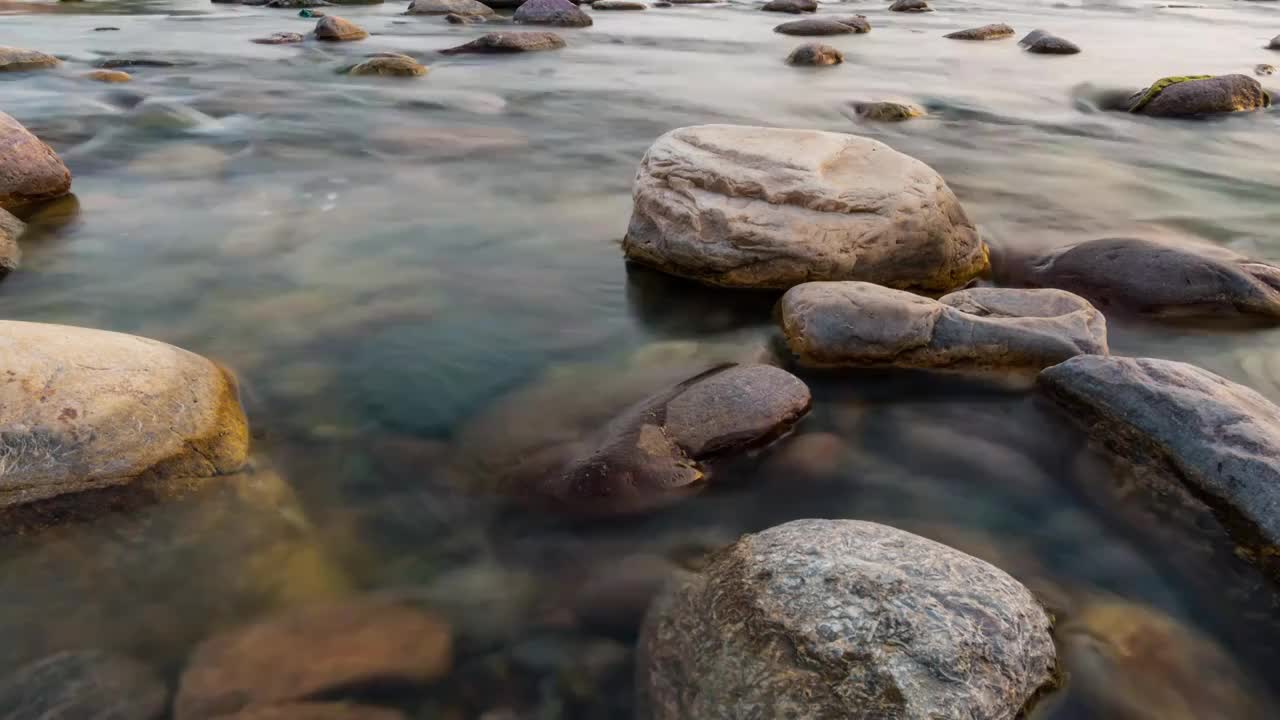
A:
2,0,1280,716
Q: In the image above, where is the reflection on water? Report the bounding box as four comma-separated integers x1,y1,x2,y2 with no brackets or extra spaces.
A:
2,0,1280,715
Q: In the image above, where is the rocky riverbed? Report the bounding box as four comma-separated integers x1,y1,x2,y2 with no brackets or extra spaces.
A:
1,0,1280,717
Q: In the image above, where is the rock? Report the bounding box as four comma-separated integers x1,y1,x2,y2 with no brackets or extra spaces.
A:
250,31,307,44
407,0,494,14
638,520,1058,719
347,55,429,76
1271,34,1280,49
439,31,565,54
945,23,1014,40
173,599,452,720
786,43,843,66
85,69,132,82
1039,356,1280,581
1000,236,1280,321
94,26,121,31
889,0,930,11
592,0,646,7
1025,34,1080,54
1128,74,1269,116
514,0,592,26
314,16,369,40
774,17,864,36
0,650,168,720
1257,64,1276,76
0,208,22,278
218,704,406,720
265,0,332,6
762,0,815,12
1018,28,1048,46
851,100,925,121
446,11,485,21
622,125,986,291
95,57,185,69
0,321,249,515
0,112,72,210
0,47,60,72
1060,599,1267,720
780,282,1107,370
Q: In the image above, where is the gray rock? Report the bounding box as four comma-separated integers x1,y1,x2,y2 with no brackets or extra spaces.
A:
787,42,843,66
1025,34,1079,54
1000,236,1280,322
440,31,566,53
407,0,494,14
851,100,924,121
0,650,168,720
622,125,987,291
250,31,306,44
314,15,369,40
638,519,1059,720
1271,34,1280,50
514,0,592,26
0,112,72,210
780,281,1107,370
0,47,60,73
945,23,1015,40
774,17,865,35
1018,28,1048,46
762,0,815,12
1129,74,1269,116
592,0,647,7
1039,355,1280,581
889,0,931,11
0,208,22,278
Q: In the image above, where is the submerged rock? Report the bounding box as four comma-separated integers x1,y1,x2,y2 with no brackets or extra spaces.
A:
0,321,249,518
592,0,647,8
0,650,168,720
220,706,405,720
999,236,1280,321
889,0,931,11
851,100,925,121
265,0,332,6
0,112,72,210
1128,74,1269,116
514,0,592,26
762,0,815,12
250,31,306,44
347,55,429,76
85,69,133,82
945,23,1014,40
407,0,494,14
1039,356,1280,581
174,599,452,720
786,42,843,66
774,17,866,35
314,15,369,40
1257,64,1276,76
0,46,60,72
780,282,1107,370
440,31,566,54
622,125,986,291
638,520,1058,719
1024,33,1080,54
0,208,23,278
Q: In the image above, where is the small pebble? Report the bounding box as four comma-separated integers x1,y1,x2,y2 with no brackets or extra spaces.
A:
1256,64,1276,76
85,69,132,83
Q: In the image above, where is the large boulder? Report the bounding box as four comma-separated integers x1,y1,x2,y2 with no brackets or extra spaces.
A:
945,23,1014,40
439,31,566,54
174,599,452,720
1128,74,1270,116
406,0,494,15
514,0,592,26
0,208,22,278
622,125,986,291
0,650,168,720
779,282,1107,370
0,47,60,73
0,321,249,517
638,519,1058,719
995,236,1280,322
0,112,72,210
1039,356,1280,581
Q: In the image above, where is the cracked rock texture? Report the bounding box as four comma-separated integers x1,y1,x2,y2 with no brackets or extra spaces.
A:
1039,355,1280,581
622,125,986,291
638,519,1058,720
779,281,1107,370
0,320,249,515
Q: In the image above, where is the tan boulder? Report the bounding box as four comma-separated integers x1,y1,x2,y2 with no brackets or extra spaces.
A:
0,46,60,72
0,112,72,209
314,16,369,41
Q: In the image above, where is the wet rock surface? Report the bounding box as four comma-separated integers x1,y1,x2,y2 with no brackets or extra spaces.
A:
638,519,1058,719
622,124,986,291
780,282,1108,370
0,46,60,72
0,650,168,720
1128,74,1269,115
889,0,931,11
0,112,72,210
786,42,843,66
945,23,1015,40
439,31,566,54
1039,356,1280,581
850,100,925,121
347,55,429,76
314,16,369,41
513,0,593,27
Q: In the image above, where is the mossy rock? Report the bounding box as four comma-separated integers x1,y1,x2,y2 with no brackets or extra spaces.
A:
1128,75,1212,113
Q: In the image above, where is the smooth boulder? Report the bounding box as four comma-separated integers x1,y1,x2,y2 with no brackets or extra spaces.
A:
314,16,369,40
0,650,168,720
1039,356,1280,581
945,23,1014,40
85,69,133,81
1024,33,1079,54
762,0,815,12
0,321,249,514
1128,74,1269,116
407,0,494,14
780,282,1107,370
997,236,1280,321
513,0,592,26
0,208,22,277
0,47,60,72
774,17,866,35
622,125,987,291
440,31,565,53
347,55,428,76
174,599,452,720
0,112,72,210
889,0,930,11
787,43,842,66
638,519,1058,719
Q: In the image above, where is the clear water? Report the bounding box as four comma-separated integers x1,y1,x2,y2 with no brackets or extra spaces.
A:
2,0,1280,716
